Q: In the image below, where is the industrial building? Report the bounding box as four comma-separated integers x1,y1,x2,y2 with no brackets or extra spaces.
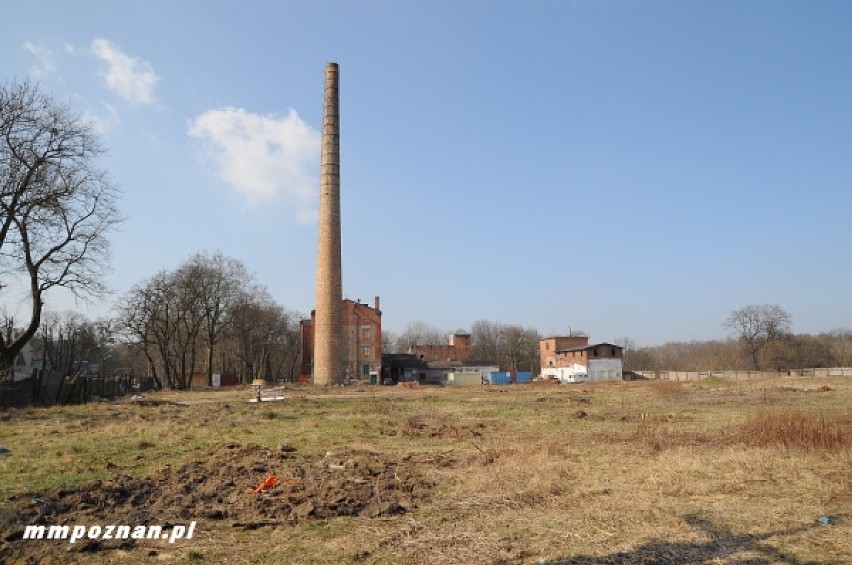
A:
539,336,623,382
299,297,382,383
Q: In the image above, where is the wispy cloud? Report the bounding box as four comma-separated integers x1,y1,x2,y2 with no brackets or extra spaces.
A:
80,101,121,135
90,38,159,106
188,107,320,221
22,41,56,78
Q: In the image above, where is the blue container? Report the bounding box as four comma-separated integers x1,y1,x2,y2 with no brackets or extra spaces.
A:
486,372,511,385
515,372,533,384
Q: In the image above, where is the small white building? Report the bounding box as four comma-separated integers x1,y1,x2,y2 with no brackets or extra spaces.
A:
447,365,500,386
541,363,589,383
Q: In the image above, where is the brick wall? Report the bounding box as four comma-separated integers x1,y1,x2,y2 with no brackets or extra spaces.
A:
540,336,589,369
301,297,383,383
409,333,472,363
342,299,382,380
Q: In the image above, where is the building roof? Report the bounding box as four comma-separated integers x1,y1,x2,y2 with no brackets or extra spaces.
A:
425,360,464,370
541,335,589,341
556,342,623,354
381,354,427,369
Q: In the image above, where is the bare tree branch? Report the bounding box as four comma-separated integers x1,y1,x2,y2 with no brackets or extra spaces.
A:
0,81,122,371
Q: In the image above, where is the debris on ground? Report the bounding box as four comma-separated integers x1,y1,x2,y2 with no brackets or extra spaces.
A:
0,443,433,563
247,474,279,493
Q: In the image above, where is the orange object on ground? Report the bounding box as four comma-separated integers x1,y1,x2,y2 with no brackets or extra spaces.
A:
252,474,279,493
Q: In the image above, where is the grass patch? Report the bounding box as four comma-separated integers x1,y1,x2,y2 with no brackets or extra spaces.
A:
735,409,852,451
650,379,688,399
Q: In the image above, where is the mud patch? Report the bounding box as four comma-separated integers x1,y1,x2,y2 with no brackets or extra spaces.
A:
0,443,433,562
386,414,486,440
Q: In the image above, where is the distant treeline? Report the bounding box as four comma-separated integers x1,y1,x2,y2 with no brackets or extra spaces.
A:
625,330,852,372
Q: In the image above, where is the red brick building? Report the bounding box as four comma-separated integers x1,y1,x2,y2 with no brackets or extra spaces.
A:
540,336,623,382
408,333,472,363
299,297,382,383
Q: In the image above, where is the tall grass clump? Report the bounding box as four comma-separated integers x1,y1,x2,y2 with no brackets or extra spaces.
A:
650,379,687,399
735,409,852,451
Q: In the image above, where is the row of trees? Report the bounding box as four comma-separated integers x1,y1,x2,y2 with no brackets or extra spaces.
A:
624,329,852,373
36,312,117,376
2,311,119,378
117,252,302,389
620,305,852,372
3,249,302,390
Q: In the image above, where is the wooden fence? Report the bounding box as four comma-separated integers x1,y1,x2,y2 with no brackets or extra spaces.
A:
0,369,135,408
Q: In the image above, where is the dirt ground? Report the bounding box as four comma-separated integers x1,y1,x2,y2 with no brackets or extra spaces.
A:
0,442,434,563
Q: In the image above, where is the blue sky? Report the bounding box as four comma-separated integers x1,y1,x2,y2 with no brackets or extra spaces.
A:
2,1,850,346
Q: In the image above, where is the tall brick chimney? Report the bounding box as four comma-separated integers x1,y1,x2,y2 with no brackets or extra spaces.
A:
313,62,342,385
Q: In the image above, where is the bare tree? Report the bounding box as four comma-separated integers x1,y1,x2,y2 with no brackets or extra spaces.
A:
826,329,852,367
226,286,300,382
117,275,169,389
117,253,300,388
186,252,248,386
469,320,540,371
38,310,86,374
381,330,398,354
470,320,502,364
395,321,444,352
614,337,636,370
117,269,195,389
498,324,541,373
0,81,121,371
724,304,792,370
166,264,206,389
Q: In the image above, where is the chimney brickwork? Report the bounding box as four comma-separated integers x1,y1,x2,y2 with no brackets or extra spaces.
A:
313,62,343,385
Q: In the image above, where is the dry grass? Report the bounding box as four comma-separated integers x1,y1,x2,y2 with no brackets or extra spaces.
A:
650,379,688,399
1,377,851,564
735,409,852,451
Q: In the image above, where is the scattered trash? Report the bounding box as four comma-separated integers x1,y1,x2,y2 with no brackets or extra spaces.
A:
818,515,835,526
246,474,279,493
247,396,286,403
131,398,189,407
30,497,56,516
328,463,345,471
0,446,10,454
